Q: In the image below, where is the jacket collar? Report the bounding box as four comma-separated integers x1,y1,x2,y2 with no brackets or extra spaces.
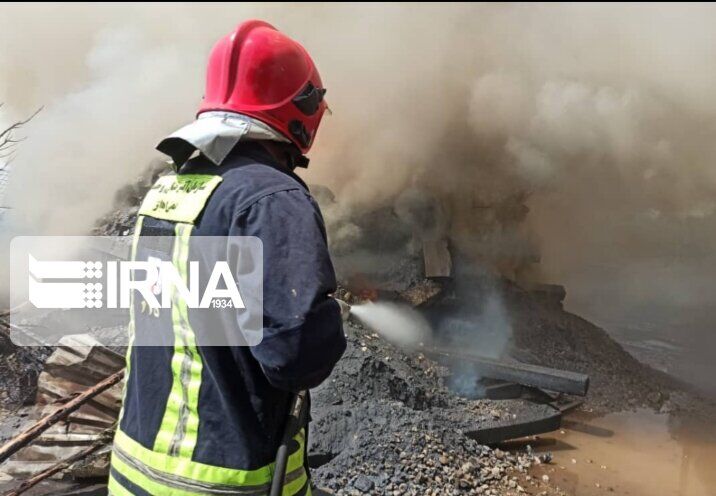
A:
179,141,311,192
156,111,289,168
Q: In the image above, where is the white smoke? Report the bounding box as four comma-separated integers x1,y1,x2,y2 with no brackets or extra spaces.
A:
2,4,716,348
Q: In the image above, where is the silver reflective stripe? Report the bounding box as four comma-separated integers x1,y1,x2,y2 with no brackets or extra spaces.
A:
167,225,195,456
112,445,306,496
167,339,193,456
154,222,204,458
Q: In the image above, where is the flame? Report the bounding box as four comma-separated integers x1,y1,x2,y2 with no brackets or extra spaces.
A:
358,288,379,302
343,273,380,302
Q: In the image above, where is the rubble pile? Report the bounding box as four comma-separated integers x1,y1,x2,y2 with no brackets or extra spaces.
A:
316,423,534,496
423,275,679,413
1,335,122,478
314,188,681,415
310,322,549,495
92,159,167,237
0,330,49,418
502,280,678,413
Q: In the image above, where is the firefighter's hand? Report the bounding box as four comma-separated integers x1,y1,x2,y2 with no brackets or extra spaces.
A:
334,298,351,321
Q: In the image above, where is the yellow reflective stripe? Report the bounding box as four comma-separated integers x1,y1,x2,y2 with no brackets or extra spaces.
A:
114,441,307,496
114,428,306,487
154,223,204,458
282,471,309,496
118,214,144,425
111,452,203,496
112,448,308,496
139,174,223,224
108,474,134,496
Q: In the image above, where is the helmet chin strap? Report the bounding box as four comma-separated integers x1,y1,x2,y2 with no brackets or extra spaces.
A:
260,141,310,171
286,150,310,170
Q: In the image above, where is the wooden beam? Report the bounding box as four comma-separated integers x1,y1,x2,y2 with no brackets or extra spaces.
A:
0,370,123,465
422,238,452,278
2,441,106,496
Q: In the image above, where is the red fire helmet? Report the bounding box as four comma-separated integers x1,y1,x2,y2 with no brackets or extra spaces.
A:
198,20,327,154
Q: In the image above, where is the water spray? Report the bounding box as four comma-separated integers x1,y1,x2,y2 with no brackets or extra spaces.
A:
335,298,431,347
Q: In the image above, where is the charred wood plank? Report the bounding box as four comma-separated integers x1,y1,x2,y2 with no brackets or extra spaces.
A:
422,238,452,279
426,347,589,396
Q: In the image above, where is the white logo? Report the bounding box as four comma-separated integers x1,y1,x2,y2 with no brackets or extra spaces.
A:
12,236,263,347
28,256,104,309
28,255,244,310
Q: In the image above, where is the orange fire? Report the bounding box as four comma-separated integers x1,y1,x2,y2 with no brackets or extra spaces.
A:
357,288,379,302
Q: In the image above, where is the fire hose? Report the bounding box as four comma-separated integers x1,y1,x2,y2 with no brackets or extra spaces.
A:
269,299,349,496
269,390,308,496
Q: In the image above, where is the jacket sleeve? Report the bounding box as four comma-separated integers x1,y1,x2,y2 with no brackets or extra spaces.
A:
232,188,347,392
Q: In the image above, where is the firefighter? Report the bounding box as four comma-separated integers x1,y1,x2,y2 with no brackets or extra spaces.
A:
109,20,346,496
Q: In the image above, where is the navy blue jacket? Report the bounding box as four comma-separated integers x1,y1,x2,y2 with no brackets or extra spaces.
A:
119,143,346,471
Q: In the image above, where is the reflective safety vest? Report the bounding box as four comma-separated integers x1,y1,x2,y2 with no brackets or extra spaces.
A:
109,171,312,496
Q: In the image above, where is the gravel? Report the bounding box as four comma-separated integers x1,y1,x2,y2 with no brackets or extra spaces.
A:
309,323,551,495
499,279,683,414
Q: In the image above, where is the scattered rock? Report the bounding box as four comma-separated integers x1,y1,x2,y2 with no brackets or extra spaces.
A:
310,323,540,495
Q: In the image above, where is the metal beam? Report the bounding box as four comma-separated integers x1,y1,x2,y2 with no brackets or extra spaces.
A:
426,347,590,396
468,409,562,445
